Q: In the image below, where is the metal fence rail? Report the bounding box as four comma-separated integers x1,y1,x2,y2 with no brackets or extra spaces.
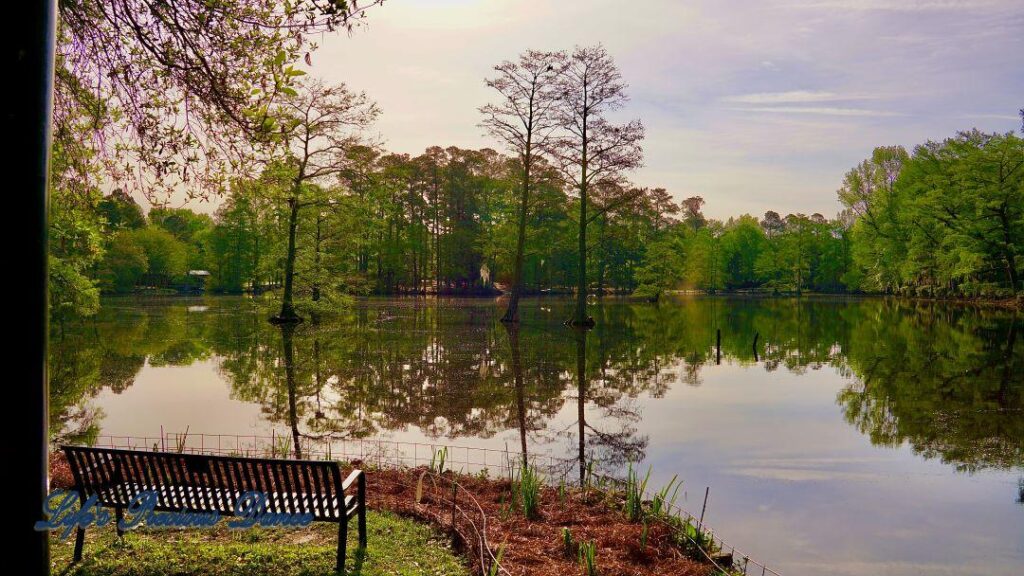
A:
89,431,779,575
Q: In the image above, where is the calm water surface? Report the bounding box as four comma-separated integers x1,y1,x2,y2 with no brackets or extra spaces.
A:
50,296,1023,576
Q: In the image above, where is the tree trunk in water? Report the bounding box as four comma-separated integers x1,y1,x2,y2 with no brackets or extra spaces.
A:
998,315,1018,406
280,323,303,458
575,328,588,484
273,195,302,323
505,324,528,465
502,160,531,323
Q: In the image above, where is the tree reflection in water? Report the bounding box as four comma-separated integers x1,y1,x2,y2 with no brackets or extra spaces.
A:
49,296,1023,477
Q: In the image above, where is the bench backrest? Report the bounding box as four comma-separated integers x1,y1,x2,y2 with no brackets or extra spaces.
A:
61,445,345,520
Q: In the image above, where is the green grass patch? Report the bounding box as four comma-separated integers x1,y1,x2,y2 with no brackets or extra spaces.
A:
50,510,470,576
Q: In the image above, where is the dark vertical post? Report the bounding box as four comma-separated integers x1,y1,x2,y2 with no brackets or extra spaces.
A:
716,329,722,365
699,486,710,529
11,1,57,575
357,473,367,547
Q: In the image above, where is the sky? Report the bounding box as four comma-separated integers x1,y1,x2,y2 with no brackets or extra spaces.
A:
192,0,1020,220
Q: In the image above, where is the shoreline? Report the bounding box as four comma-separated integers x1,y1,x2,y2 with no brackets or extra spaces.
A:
94,290,1023,311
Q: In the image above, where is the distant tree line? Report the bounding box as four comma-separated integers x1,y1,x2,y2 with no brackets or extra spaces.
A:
70,124,1019,316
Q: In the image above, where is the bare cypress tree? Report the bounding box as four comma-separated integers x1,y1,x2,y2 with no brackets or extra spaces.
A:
270,80,380,323
480,50,564,322
550,45,644,327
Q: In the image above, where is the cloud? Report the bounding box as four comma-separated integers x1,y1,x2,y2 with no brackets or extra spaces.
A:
956,113,1021,121
729,106,902,117
721,91,868,104
787,0,1012,11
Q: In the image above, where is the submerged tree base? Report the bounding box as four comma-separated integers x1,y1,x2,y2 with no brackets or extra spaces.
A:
565,317,596,328
268,314,304,325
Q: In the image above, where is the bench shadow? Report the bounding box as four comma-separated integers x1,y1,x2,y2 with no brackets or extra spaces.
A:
339,547,367,575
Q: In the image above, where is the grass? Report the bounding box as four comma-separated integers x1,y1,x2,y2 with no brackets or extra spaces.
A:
49,510,470,576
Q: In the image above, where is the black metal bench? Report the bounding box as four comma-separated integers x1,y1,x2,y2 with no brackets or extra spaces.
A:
61,445,366,571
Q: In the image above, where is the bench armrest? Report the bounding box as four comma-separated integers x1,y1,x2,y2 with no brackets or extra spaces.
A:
342,469,364,492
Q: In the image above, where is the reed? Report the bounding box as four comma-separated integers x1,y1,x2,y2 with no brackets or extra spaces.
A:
578,540,599,576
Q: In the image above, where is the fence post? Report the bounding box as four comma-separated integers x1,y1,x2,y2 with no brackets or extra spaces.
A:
699,486,709,526
450,479,458,528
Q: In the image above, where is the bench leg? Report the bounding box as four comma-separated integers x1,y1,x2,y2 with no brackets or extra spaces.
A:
358,505,367,549
116,507,125,538
336,520,348,573
73,526,85,563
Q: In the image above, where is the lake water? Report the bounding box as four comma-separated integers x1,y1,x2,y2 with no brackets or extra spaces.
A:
50,296,1023,576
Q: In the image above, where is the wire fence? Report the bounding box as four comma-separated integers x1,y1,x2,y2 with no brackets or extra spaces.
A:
587,472,781,576
89,431,778,575
375,467,509,576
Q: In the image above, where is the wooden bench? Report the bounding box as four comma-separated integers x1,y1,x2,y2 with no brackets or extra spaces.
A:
62,445,366,571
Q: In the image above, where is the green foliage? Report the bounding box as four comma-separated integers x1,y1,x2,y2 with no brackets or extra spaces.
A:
48,132,104,320
839,132,1023,297
561,527,575,558
577,540,599,576
720,215,767,289
633,233,685,298
132,227,189,282
650,475,682,518
623,462,652,522
150,207,215,271
98,189,146,231
98,227,189,292
98,231,149,293
52,123,1021,326
511,462,543,520
486,543,505,576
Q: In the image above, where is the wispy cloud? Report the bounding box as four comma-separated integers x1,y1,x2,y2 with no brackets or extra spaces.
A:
730,106,902,117
956,113,1021,121
788,0,1011,11
721,91,870,104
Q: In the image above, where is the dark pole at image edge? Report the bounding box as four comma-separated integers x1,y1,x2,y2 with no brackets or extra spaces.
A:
9,1,57,575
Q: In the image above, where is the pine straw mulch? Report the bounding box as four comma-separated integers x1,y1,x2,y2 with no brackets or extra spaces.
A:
366,467,713,576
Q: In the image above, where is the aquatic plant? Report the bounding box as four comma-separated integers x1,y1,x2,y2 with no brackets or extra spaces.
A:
578,540,599,576
430,446,448,474
624,462,652,522
561,527,575,558
486,544,505,576
512,462,543,519
650,474,682,518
